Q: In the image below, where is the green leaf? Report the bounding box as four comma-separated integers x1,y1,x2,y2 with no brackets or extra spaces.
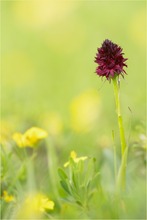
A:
84,158,95,186
60,180,71,195
90,171,100,189
58,168,68,181
76,200,83,207
72,171,78,189
69,157,76,167
70,184,81,200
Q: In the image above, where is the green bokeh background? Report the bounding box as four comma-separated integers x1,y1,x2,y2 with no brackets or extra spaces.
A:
1,0,146,154
1,1,146,218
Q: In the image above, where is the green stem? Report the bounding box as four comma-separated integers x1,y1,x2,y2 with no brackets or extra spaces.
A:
112,76,127,191
46,137,61,208
24,148,36,192
112,76,126,156
112,130,117,183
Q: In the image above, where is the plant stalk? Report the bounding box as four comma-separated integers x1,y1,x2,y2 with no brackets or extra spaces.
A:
112,130,117,183
112,76,126,156
112,76,127,190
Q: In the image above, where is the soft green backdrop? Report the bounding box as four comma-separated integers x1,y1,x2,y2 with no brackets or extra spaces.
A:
1,0,146,155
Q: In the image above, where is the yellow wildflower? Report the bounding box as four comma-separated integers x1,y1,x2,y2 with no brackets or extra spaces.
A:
12,127,48,148
25,193,54,212
2,191,15,202
24,127,48,145
64,151,88,167
12,132,29,147
16,193,54,218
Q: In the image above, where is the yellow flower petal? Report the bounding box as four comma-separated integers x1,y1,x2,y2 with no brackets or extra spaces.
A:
40,198,54,211
64,151,88,167
24,127,48,139
70,150,77,159
25,193,54,212
74,156,88,163
12,127,48,147
12,132,29,147
64,161,70,168
24,127,48,145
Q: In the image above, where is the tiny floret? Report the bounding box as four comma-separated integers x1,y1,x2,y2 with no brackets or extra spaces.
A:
95,39,128,80
64,151,88,167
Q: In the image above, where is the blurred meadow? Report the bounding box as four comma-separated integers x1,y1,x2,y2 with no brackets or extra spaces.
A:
1,0,146,219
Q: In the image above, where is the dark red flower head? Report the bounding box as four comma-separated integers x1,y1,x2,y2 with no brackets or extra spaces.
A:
95,39,128,80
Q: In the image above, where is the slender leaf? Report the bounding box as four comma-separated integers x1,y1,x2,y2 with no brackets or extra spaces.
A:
58,168,68,181
60,180,71,195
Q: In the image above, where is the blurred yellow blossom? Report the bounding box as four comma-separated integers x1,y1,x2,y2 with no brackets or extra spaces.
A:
64,151,88,167
42,112,63,136
12,132,29,148
12,0,77,30
16,193,54,219
70,90,101,132
12,127,48,147
129,8,146,47
2,191,15,202
25,193,54,212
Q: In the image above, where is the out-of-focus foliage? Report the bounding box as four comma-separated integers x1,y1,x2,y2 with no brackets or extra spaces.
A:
1,0,146,219
2,0,146,134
